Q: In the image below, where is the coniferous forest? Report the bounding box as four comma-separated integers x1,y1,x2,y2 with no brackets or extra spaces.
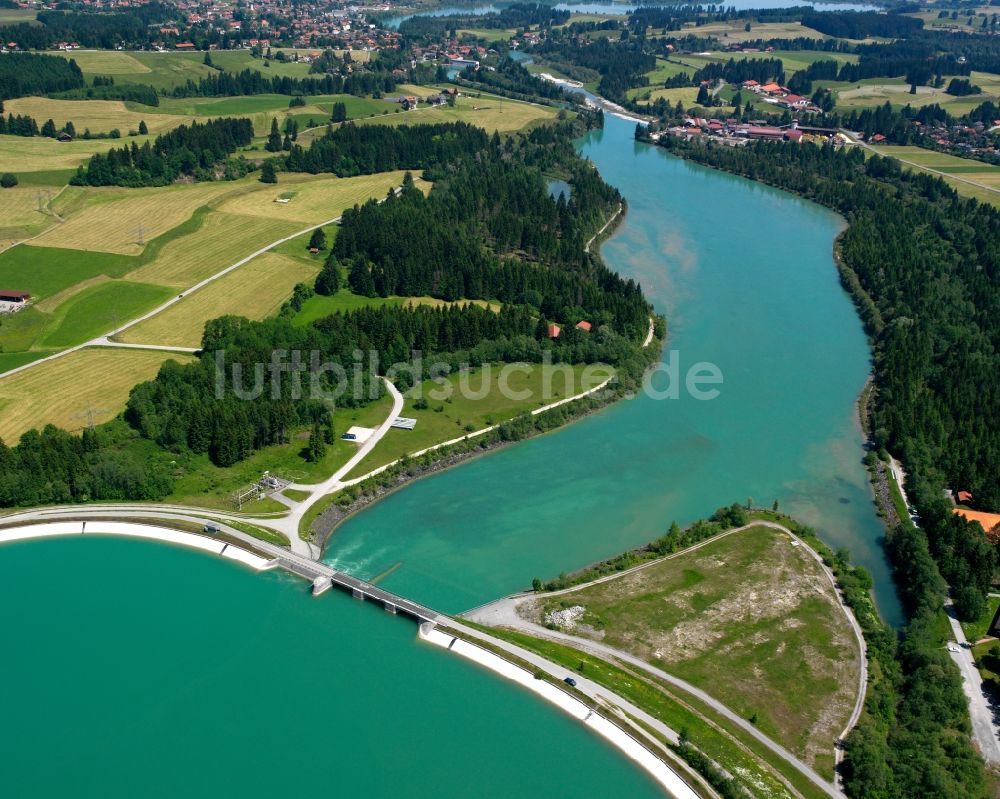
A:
648,132,996,798
70,118,254,186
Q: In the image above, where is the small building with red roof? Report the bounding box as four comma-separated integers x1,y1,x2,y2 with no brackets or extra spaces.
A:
575,320,592,332
547,323,561,339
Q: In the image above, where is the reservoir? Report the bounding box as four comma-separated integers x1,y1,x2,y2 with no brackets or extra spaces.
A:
326,114,903,626
0,535,665,797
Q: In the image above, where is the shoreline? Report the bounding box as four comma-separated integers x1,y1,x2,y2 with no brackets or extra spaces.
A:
0,520,274,570
314,321,663,551
419,623,701,799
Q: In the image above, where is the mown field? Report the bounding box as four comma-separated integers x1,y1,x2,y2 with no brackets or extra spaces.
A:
526,524,862,774
339,93,557,136
117,251,318,347
34,181,250,255
0,133,158,175
0,171,415,360
3,97,191,135
0,185,60,246
871,144,1000,206
0,347,194,442
54,49,370,90
344,362,613,480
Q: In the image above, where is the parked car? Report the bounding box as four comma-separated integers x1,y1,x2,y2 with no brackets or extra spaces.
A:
563,677,577,687
203,524,220,534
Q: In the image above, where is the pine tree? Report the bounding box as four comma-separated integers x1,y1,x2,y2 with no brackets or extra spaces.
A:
260,160,277,183
265,118,282,152
138,119,148,135
308,228,327,250
41,118,57,138
307,422,326,462
315,254,341,295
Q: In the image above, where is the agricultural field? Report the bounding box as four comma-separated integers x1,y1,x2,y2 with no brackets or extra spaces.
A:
871,144,1000,206
345,362,613,479
166,391,395,510
523,524,862,773
215,170,415,223
0,185,60,246
0,347,194,442
3,97,190,136
41,280,173,347
0,170,413,359
117,251,318,347
0,8,37,23
679,20,832,42
53,49,369,90
0,133,156,175
33,181,249,255
353,93,557,134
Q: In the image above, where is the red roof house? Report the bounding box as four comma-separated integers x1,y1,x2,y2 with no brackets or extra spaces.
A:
575,320,592,332
957,490,974,504
547,324,561,339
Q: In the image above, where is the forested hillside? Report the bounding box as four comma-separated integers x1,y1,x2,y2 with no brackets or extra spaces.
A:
0,118,654,496
648,132,996,798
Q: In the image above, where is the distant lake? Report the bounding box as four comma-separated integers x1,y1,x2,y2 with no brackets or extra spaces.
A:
383,1,882,28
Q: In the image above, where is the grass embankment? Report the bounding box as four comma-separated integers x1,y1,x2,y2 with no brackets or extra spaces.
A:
343,362,613,480
0,348,195,442
963,594,1000,643
527,524,860,777
473,623,829,799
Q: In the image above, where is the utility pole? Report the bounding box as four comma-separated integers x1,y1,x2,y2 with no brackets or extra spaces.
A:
136,222,145,246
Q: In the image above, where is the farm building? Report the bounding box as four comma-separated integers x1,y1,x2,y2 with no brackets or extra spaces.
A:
0,290,30,303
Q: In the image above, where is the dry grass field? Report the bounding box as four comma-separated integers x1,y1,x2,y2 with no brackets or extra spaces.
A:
353,94,556,134
0,347,193,441
0,186,60,247
117,251,318,347
4,97,191,135
215,170,414,223
526,525,862,773
33,181,250,255
0,134,156,173
124,211,299,288
54,50,153,75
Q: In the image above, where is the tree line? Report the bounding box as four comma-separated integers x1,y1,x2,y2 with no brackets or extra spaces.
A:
0,52,84,99
646,132,997,798
70,117,254,187
282,120,489,176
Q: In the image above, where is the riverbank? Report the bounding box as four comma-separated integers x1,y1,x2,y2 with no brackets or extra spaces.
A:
312,329,663,551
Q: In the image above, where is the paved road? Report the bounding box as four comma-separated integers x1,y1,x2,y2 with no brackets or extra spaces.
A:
944,600,1000,764
466,521,863,798
270,377,406,557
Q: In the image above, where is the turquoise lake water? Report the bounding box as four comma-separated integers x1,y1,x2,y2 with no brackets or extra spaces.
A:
1,113,902,798
326,115,903,626
0,536,664,797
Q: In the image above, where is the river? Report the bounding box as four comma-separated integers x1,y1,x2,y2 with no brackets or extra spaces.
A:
1,108,900,799
325,114,903,627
